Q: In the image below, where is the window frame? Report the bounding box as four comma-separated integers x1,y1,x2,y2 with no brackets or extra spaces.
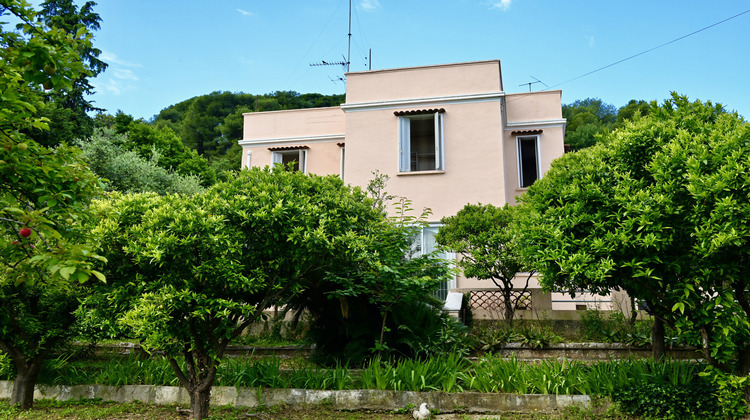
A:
408,223,456,301
272,149,308,173
398,111,444,173
517,134,541,188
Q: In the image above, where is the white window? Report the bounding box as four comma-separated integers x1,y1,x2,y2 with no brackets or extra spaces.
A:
409,225,456,302
398,111,444,172
272,149,307,173
517,135,540,188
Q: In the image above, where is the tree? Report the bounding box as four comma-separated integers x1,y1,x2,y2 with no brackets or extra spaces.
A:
77,127,204,195
436,203,532,326
521,94,750,416
91,167,441,419
562,98,617,150
24,0,107,147
1,1,104,409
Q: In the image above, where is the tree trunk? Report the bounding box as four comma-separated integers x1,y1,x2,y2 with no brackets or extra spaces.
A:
629,296,638,326
651,317,665,362
10,360,43,410
503,290,515,328
189,387,211,420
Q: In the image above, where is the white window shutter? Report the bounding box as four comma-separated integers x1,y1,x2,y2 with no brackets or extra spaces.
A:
399,117,410,172
434,112,443,170
299,149,308,173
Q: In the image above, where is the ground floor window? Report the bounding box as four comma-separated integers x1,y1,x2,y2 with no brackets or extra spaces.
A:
409,224,456,302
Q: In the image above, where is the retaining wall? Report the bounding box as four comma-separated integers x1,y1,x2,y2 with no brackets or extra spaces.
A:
0,381,608,413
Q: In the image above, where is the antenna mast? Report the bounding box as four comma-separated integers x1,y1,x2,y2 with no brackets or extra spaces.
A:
347,0,351,73
310,0,352,79
519,76,549,92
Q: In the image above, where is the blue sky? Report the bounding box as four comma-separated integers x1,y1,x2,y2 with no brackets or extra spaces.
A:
87,1,750,120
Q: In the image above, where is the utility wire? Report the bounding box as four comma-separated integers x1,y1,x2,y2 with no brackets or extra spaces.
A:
547,8,750,90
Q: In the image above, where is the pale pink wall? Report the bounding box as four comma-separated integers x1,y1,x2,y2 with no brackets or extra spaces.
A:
345,60,503,104
241,142,343,176
505,91,564,122
344,100,506,221
242,107,345,140
502,90,566,205
240,107,345,176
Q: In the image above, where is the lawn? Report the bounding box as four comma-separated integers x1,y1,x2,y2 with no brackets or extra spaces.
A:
0,399,634,420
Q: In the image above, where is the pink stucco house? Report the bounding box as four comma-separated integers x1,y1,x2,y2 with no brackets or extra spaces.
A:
239,60,626,318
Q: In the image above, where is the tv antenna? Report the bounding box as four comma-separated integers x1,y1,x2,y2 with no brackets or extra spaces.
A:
519,76,549,92
310,0,352,76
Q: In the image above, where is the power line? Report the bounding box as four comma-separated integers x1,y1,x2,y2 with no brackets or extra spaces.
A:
547,8,750,90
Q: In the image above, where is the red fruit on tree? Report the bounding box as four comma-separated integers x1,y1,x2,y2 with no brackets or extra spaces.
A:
19,227,31,238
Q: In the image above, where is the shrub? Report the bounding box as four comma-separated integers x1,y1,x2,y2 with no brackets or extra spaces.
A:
612,380,721,420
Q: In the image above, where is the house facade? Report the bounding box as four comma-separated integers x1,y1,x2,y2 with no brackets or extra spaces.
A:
239,60,625,316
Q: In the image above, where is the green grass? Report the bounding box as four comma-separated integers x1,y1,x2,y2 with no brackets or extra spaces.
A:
0,351,705,397
0,398,636,420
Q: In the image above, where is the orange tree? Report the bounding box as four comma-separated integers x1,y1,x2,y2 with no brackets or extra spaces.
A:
0,0,104,410
520,94,750,417
91,167,447,420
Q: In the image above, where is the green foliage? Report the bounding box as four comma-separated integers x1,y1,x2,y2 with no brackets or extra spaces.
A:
436,204,531,324
153,91,345,160
562,98,617,150
88,166,445,418
562,98,653,150
77,128,204,195
360,354,469,392
0,1,105,408
612,381,721,420
21,0,107,148
522,93,750,413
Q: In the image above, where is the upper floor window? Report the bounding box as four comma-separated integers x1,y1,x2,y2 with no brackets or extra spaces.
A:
396,109,445,172
517,135,540,188
270,146,308,173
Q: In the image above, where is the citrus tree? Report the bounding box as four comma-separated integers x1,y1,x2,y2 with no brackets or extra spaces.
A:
0,0,104,409
92,167,446,419
436,203,532,326
521,94,750,417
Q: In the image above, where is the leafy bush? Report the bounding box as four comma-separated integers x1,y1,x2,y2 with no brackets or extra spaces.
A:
612,381,721,420
307,298,469,366
513,325,563,349
360,354,468,392
470,321,562,351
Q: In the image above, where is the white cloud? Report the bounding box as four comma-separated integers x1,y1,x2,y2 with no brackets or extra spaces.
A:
237,8,253,16
94,78,125,95
488,0,512,11
113,68,139,81
360,0,380,12
100,51,141,68
95,51,141,96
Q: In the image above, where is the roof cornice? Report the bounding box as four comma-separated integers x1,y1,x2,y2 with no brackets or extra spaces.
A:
341,91,505,112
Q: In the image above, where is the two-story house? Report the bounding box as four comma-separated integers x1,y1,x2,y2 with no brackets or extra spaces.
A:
239,60,624,318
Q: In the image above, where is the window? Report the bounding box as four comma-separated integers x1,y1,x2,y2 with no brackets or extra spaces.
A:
409,225,455,302
271,148,307,173
398,110,444,172
517,135,540,188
